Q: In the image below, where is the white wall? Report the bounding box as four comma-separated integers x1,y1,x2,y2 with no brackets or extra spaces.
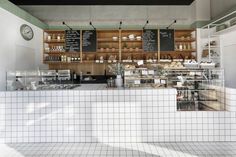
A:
211,0,236,19
221,31,236,88
0,7,44,91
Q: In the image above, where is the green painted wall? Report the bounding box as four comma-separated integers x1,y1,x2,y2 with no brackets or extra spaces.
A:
191,21,209,28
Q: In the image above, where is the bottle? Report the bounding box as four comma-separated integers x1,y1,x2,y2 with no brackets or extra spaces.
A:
73,72,77,80
80,71,83,83
179,44,183,51
183,43,186,50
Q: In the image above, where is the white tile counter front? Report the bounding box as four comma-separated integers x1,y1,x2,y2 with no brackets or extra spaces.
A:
0,84,236,143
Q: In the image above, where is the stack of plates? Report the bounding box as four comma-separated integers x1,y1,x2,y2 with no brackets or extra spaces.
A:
230,18,236,26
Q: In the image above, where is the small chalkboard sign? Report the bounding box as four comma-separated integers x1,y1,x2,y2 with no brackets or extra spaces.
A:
160,29,175,51
82,30,97,52
143,29,158,52
65,30,80,52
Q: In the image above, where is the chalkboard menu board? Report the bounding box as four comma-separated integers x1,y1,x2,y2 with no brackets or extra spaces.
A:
82,30,97,52
160,29,175,51
143,29,158,52
65,30,80,52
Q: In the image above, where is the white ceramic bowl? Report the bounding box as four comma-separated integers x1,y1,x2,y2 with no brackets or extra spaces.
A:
112,36,118,41
128,34,135,40
136,36,142,40
122,37,127,41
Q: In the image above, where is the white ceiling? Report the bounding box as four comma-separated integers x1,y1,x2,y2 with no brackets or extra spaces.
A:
19,1,236,27
19,5,194,28
210,0,236,19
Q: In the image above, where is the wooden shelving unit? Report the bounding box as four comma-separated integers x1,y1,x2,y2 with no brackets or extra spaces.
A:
80,30,120,64
121,30,144,61
172,29,196,60
43,30,66,64
43,29,197,75
160,29,196,61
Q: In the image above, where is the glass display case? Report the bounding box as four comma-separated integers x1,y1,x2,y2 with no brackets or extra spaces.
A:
6,70,74,91
162,68,224,111
6,70,41,91
124,66,167,88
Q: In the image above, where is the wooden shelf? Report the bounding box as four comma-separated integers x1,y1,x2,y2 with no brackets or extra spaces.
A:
175,49,197,52
44,61,81,64
82,60,111,64
44,61,63,64
175,38,196,42
44,52,65,54
175,29,195,32
44,30,65,33
44,40,65,43
97,38,119,42
122,51,144,54
44,52,80,54
97,51,119,53
122,40,142,42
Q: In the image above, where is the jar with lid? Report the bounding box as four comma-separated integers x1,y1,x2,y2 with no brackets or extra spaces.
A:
107,77,115,88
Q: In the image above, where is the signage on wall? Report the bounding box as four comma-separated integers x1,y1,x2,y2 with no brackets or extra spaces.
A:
143,29,158,52
82,30,97,52
65,30,80,52
160,29,175,51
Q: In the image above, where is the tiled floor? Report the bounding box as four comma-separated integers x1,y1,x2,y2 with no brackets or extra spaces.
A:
1,142,236,157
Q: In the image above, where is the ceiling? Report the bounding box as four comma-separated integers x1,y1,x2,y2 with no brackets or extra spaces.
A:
10,0,195,5
17,5,193,27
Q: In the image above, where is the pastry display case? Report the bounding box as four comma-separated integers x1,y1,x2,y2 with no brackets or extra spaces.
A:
6,70,74,91
123,65,167,88
162,68,225,111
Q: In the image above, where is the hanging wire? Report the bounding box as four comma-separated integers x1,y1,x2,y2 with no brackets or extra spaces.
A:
166,20,177,29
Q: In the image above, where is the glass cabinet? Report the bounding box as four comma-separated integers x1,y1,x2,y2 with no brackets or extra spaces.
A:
163,68,224,111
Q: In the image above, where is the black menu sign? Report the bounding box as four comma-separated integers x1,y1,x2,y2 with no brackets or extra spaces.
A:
143,29,158,52
160,29,175,51
82,30,97,52
65,30,80,52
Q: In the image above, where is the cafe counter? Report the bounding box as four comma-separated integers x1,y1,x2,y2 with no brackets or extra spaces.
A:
0,84,236,143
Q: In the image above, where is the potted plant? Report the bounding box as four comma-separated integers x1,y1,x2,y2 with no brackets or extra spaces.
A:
108,63,124,87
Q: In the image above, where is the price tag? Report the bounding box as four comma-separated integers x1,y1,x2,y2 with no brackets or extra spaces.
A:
196,72,202,76
189,72,195,76
154,79,160,84
161,79,166,84
124,71,131,76
148,70,154,75
142,70,148,75
134,80,141,85
137,60,144,65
